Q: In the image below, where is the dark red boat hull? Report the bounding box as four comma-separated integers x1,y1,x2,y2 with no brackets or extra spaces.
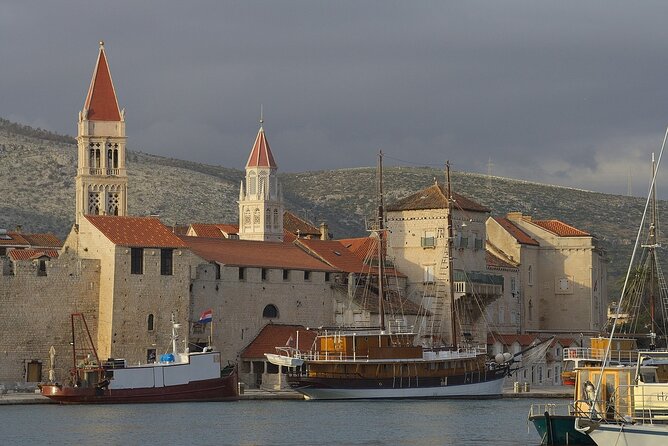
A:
40,373,238,404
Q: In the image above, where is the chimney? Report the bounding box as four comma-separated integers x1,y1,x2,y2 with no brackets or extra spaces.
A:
320,222,329,240
506,212,522,221
15,225,22,233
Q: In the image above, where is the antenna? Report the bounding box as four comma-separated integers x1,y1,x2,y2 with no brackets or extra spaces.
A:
487,157,493,189
260,104,264,126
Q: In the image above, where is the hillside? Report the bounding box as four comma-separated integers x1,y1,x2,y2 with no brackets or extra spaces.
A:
0,117,660,297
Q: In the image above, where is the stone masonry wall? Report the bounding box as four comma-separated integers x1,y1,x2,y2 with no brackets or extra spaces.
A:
0,252,100,385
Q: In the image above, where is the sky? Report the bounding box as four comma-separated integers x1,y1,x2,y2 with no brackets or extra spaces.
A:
3,1,668,197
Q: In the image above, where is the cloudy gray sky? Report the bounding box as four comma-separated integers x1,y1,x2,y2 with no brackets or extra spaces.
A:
3,1,668,196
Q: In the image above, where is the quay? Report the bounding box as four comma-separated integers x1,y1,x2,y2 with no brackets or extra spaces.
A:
0,385,571,405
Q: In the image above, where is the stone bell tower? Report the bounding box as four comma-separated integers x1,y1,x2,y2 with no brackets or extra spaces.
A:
75,41,128,225
238,115,284,241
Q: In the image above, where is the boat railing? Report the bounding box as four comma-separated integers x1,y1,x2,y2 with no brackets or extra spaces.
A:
563,347,638,363
529,402,579,418
610,383,668,424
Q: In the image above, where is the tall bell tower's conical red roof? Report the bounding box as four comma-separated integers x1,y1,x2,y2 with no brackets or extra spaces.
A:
245,124,277,169
83,41,121,121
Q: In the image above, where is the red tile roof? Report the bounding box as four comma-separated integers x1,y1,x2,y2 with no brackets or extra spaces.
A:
240,324,317,359
296,237,406,279
338,237,377,262
19,233,62,248
246,127,277,168
493,217,540,246
486,250,518,269
531,220,590,237
8,249,59,261
85,215,187,248
180,236,337,271
83,44,121,121
189,223,227,238
295,238,370,274
487,333,542,347
284,211,320,237
0,232,30,247
386,184,489,213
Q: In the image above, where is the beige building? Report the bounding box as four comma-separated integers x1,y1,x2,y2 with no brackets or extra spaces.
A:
385,182,504,347
486,212,607,333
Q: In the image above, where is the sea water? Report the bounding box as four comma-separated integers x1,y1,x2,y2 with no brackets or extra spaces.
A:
0,398,557,445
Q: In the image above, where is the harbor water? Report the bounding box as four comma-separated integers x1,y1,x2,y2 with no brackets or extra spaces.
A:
0,398,559,445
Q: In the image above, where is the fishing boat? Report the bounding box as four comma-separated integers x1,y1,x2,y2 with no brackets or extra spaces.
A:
39,313,238,404
266,155,512,399
529,150,668,445
573,137,668,445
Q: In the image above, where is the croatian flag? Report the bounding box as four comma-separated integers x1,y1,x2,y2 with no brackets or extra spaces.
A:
198,309,213,324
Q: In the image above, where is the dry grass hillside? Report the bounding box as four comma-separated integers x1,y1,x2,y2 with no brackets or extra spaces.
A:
1,117,663,297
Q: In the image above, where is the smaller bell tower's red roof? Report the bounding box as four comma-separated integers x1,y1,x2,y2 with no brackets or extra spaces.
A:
83,41,121,121
246,126,277,168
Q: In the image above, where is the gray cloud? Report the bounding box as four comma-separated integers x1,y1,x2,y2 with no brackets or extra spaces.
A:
3,1,668,197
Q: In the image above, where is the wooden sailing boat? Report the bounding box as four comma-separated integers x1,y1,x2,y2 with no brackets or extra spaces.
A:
265,154,511,399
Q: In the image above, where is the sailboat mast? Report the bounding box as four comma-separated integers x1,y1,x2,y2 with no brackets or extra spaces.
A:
377,150,386,332
650,153,658,346
446,161,457,348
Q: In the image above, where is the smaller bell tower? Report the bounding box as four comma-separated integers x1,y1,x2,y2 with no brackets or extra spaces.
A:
238,113,284,241
75,41,128,225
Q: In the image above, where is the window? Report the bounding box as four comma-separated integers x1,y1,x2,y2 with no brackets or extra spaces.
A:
265,208,271,228
261,268,268,281
423,264,435,283
160,249,173,276
147,349,156,364
37,259,47,276
283,269,290,281
304,270,311,281
459,236,468,249
528,265,533,286
248,171,257,195
421,231,436,248
214,263,221,280
325,272,330,282
147,314,154,331
474,238,483,250
131,248,143,275
238,267,246,280
263,304,279,319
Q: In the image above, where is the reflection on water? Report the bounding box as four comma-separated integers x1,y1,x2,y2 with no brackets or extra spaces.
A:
0,398,555,445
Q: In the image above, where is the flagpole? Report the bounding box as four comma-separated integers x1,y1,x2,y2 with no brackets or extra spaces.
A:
209,314,213,347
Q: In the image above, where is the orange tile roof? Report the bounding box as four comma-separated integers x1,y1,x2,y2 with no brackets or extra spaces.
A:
85,215,187,248
338,237,377,262
19,233,62,248
386,184,489,213
487,333,542,347
240,324,317,359
531,220,590,237
295,238,370,274
0,232,30,247
8,249,59,261
283,211,320,237
296,237,406,278
83,44,121,121
180,236,337,271
493,217,540,246
486,250,518,269
189,223,226,238
246,127,277,168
